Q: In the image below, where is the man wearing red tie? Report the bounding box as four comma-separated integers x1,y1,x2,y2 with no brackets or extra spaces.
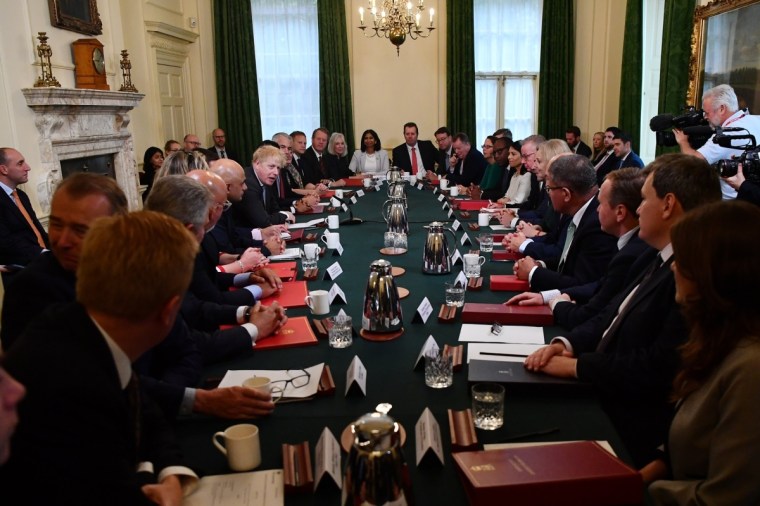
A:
0,148,49,286
391,122,438,176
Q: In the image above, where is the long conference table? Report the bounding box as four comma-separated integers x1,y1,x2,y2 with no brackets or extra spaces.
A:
175,178,635,505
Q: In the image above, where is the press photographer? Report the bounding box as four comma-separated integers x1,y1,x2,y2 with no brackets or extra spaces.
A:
674,84,760,200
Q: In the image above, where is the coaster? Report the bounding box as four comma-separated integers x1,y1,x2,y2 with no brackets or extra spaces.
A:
468,223,480,231
340,423,407,453
360,327,404,342
380,247,408,255
397,287,410,299
391,266,406,277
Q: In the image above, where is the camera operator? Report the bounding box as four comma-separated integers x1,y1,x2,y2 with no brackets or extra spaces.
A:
723,164,760,207
674,84,760,200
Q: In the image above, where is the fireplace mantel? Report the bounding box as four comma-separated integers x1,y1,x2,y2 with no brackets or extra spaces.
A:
22,87,145,215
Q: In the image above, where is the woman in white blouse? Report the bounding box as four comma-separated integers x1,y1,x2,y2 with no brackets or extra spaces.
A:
349,129,390,175
498,140,532,205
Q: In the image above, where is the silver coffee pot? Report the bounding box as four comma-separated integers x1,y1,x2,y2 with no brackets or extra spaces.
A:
386,166,403,183
387,181,409,209
362,259,403,332
341,410,413,505
422,221,457,274
382,197,409,234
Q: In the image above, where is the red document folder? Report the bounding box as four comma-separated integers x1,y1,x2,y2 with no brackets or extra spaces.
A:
268,261,297,282
341,177,365,187
259,281,308,308
254,316,318,351
295,204,325,215
461,303,553,326
492,250,524,261
456,200,491,211
490,275,529,291
453,441,642,506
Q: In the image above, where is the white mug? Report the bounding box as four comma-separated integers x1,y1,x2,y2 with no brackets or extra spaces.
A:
335,189,344,199
213,424,261,472
463,253,486,267
363,178,372,188
320,232,341,249
409,175,418,185
303,243,321,259
327,215,340,229
440,179,449,190
478,213,491,227
450,186,460,197
305,289,330,315
243,376,284,403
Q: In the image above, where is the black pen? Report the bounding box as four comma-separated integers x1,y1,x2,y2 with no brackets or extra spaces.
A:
495,427,560,443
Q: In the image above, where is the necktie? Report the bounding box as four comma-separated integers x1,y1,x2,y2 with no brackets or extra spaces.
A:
318,155,326,177
277,174,285,198
12,190,45,248
557,221,576,273
411,147,419,175
125,372,142,461
220,149,227,159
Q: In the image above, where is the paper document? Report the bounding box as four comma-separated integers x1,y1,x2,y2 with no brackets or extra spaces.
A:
458,324,544,344
466,342,545,363
479,207,501,213
489,224,512,231
288,218,325,230
219,363,324,399
484,441,617,457
184,469,284,506
267,248,302,261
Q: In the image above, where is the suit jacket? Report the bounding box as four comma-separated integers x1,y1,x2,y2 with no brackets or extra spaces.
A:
618,151,645,169
233,167,288,228
0,187,49,285
348,149,390,175
436,147,453,176
300,146,328,185
518,179,549,221
324,153,353,181
594,150,620,186
0,303,188,505
554,231,653,330
208,145,241,165
391,140,438,173
208,207,266,255
569,253,687,466
188,235,256,307
529,197,618,292
481,164,510,201
522,213,570,262
448,148,487,187
574,140,593,158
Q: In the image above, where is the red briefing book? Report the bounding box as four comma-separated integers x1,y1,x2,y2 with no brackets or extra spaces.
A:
269,261,297,282
253,316,318,351
461,303,553,326
284,229,304,243
295,204,325,215
341,177,365,187
492,250,524,261
457,200,491,211
259,281,308,308
453,441,642,506
490,275,529,291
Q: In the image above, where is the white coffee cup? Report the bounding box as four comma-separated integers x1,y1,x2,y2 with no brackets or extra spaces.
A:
440,179,449,190
463,253,486,267
450,186,460,197
363,178,372,188
213,424,261,472
478,213,491,227
305,289,330,315
320,232,341,249
243,376,284,403
304,243,321,259
335,189,344,199
409,175,417,185
327,215,340,229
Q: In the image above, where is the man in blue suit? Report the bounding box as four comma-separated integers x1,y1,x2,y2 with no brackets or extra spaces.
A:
613,131,644,169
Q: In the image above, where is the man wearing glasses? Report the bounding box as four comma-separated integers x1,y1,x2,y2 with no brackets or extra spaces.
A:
183,133,202,153
209,128,240,164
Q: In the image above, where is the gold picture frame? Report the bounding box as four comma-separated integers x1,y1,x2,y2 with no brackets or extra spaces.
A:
688,0,760,112
48,0,102,36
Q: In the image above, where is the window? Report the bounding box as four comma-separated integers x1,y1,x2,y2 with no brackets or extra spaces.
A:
474,0,542,143
251,0,319,138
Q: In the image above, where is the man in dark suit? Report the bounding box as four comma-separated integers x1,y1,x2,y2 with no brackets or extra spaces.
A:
513,155,617,291
300,127,331,185
234,145,295,229
0,148,49,286
593,126,621,185
430,126,453,178
565,126,593,158
448,132,487,187
208,128,241,164
613,131,644,169
391,122,438,176
525,154,722,467
0,210,200,504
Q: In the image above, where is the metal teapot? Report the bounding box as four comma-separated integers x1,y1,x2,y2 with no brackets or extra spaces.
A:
387,181,409,209
382,197,409,234
386,166,403,183
341,409,413,505
422,221,457,274
362,259,403,333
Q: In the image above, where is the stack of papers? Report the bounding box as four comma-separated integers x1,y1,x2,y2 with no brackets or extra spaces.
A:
218,363,324,400
288,218,325,230
458,324,545,364
267,248,302,260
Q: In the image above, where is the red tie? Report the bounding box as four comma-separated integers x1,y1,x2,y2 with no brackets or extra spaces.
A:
411,147,419,175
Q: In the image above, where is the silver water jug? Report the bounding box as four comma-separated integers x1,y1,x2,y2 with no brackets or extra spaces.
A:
341,411,413,505
382,197,409,234
422,221,457,274
387,181,409,209
386,166,403,183
362,259,403,332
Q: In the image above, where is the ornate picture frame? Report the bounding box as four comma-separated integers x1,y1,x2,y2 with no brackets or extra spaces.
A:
48,0,103,36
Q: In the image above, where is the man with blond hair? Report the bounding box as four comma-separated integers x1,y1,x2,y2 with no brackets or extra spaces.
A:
234,145,295,228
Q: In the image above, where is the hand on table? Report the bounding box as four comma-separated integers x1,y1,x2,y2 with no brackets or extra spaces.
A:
142,475,182,506
193,386,275,418
505,232,527,252
239,248,267,270
524,342,570,371
249,301,287,337
505,292,544,306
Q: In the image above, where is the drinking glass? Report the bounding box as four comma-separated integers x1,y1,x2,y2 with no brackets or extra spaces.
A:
471,383,505,430
444,282,465,307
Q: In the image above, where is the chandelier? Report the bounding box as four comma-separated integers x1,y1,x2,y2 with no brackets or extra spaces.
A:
357,1,436,56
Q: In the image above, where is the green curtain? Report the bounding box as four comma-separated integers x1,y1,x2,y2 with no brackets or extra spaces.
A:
213,0,261,163
619,0,643,150
656,0,697,155
446,0,476,137
537,0,574,140
318,0,355,151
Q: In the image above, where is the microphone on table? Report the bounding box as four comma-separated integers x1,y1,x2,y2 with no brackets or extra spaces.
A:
331,195,363,225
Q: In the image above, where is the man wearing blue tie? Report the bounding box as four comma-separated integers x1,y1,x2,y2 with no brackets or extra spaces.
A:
613,131,644,169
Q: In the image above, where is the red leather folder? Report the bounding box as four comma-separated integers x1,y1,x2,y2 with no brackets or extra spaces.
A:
453,441,642,506
341,178,365,187
461,303,553,326
259,281,308,308
492,250,524,261
456,200,491,211
296,204,325,215
269,261,297,281
284,229,304,243
253,316,318,351
490,275,529,291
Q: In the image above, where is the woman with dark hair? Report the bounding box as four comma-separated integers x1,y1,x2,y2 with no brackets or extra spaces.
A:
478,136,509,197
140,146,164,201
643,200,760,505
349,129,390,175
497,140,531,205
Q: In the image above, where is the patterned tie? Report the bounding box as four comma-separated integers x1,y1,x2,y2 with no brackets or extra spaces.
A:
557,221,576,273
220,149,227,159
411,147,419,175
12,190,45,248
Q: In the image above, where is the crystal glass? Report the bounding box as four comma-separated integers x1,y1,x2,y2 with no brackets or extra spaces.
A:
424,350,453,388
444,281,465,307
472,383,505,430
328,315,353,348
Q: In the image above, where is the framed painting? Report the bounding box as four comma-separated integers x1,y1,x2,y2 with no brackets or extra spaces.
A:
48,0,103,36
688,0,760,112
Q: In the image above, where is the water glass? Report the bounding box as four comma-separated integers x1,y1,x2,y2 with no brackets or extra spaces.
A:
444,282,465,307
471,383,505,430
478,233,493,253
328,315,353,348
384,232,408,250
424,349,453,388
301,246,318,270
